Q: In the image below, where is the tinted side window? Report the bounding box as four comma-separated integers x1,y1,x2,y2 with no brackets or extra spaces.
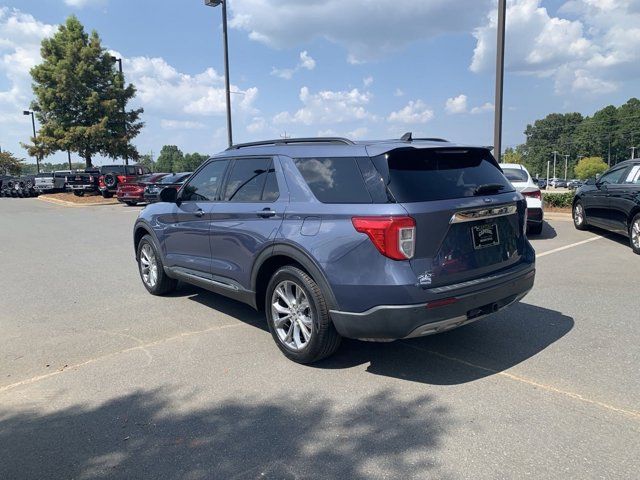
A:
599,167,628,185
223,158,271,202
294,157,372,203
182,160,229,202
262,162,280,202
623,165,640,184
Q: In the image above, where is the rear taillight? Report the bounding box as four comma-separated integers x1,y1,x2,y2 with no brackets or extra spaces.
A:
352,216,416,260
522,189,541,201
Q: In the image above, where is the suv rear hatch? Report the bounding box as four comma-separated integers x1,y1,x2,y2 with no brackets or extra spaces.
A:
370,147,527,289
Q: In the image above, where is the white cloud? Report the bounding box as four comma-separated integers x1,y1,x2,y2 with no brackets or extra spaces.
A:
246,116,267,133
230,0,493,63
160,119,207,130
363,76,374,87
394,88,405,97
0,8,56,128
64,0,106,7
388,100,434,124
471,102,494,114
120,55,259,116
273,86,373,125
470,0,640,95
445,94,468,114
271,50,316,79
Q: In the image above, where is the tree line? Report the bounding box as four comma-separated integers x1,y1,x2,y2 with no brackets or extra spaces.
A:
505,98,640,179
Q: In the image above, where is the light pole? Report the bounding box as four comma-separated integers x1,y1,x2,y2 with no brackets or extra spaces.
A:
493,0,507,162
205,0,233,148
110,56,129,165
23,110,40,174
564,154,569,181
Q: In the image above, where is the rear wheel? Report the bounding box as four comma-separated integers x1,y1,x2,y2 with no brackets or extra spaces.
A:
265,266,341,364
73,191,85,197
630,214,640,255
573,201,588,231
137,235,177,295
125,201,138,206
527,222,543,236
101,191,113,199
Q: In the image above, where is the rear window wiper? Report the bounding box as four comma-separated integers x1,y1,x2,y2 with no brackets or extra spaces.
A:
474,183,506,195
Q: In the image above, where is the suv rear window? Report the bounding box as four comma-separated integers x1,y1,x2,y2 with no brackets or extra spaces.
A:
502,168,529,183
372,148,513,203
294,157,372,203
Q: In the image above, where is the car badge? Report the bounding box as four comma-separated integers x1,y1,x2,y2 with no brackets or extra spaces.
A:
484,198,493,204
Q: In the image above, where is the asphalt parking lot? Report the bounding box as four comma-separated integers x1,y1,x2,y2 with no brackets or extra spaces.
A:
1,199,638,479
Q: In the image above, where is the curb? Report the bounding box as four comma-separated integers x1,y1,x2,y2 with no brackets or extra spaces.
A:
545,212,572,221
38,196,119,208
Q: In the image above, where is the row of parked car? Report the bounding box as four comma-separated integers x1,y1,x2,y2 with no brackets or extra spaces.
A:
0,166,193,205
538,178,584,190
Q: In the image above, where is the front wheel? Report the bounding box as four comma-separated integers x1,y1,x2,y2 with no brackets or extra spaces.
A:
101,191,113,199
573,201,588,231
73,191,85,197
125,201,138,206
265,266,341,364
137,235,177,295
630,214,640,255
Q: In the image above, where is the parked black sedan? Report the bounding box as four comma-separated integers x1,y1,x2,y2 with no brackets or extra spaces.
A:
573,159,640,254
143,172,192,203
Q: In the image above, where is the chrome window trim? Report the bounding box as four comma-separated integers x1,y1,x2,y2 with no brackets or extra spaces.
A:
450,204,518,224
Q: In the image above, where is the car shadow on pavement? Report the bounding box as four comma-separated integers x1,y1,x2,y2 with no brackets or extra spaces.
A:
533,221,557,240
317,303,574,385
0,389,451,480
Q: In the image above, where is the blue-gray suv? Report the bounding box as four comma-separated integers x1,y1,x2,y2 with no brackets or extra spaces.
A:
133,135,536,363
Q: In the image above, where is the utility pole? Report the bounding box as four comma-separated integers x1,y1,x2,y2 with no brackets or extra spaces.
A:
67,150,72,170
110,57,128,166
564,154,569,181
552,151,558,187
493,0,507,163
631,147,637,160
547,161,550,187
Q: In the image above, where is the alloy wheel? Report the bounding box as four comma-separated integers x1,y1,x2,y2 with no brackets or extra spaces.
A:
632,219,640,249
271,280,313,351
574,203,584,226
140,243,158,288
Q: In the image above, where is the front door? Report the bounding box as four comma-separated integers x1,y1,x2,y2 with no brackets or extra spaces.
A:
587,166,629,228
607,165,639,234
209,157,287,290
163,159,230,274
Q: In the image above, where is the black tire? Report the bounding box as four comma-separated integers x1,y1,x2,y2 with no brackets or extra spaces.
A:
101,191,113,199
104,173,118,189
74,191,85,197
527,222,543,236
265,265,341,364
125,201,138,206
630,213,640,255
573,200,588,231
137,235,177,295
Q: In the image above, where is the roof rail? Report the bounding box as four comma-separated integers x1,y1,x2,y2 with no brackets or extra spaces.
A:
227,137,355,151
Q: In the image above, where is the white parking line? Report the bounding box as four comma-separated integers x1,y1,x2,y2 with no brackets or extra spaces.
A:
537,236,603,258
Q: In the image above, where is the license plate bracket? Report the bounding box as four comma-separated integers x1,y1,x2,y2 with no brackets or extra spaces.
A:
472,223,500,249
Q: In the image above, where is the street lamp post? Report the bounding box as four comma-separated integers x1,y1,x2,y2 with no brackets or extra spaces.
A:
493,0,507,162
110,56,129,165
23,110,40,174
205,0,234,148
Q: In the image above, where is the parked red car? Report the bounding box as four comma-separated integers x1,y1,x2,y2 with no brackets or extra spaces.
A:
99,165,152,198
117,173,168,206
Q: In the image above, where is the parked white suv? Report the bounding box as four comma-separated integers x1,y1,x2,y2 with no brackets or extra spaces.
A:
500,163,544,235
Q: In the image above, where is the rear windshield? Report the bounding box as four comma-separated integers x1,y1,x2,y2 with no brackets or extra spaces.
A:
101,166,126,174
502,167,529,183
372,148,513,203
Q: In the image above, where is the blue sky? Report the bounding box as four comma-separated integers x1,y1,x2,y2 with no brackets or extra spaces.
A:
1,0,639,166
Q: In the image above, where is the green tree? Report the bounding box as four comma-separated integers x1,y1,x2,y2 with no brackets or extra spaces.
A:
29,16,143,168
137,153,156,172
502,148,523,165
175,152,208,172
0,151,26,175
156,145,184,173
574,157,608,180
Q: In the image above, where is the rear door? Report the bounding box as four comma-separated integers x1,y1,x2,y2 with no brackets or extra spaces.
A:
163,159,229,274
372,148,526,288
209,157,287,289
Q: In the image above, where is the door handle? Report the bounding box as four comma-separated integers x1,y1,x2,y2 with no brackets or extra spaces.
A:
194,209,205,218
256,208,276,218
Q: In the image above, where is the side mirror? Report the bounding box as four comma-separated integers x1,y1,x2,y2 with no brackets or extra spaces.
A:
160,186,178,203
585,178,595,186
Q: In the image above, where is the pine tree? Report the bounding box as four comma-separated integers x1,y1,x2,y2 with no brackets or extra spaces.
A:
30,16,143,168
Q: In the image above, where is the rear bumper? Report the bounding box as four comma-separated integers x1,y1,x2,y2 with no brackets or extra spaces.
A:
527,207,544,225
329,265,535,340
68,184,96,192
